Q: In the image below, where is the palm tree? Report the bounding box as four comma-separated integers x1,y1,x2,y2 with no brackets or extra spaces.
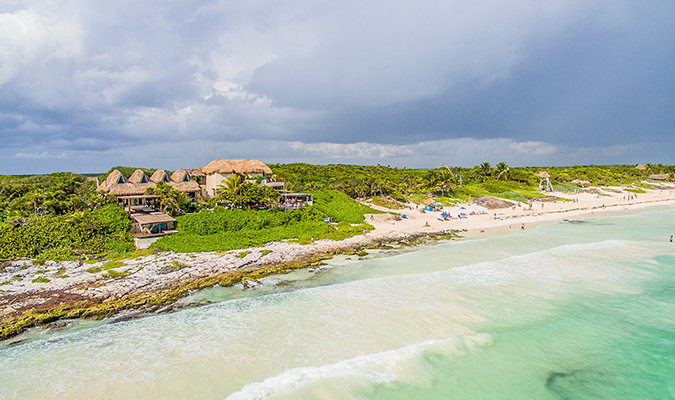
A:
424,170,439,193
479,162,492,181
495,162,510,181
436,169,453,197
218,174,242,194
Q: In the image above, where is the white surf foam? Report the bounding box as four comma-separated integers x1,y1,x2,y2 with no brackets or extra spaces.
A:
225,333,493,400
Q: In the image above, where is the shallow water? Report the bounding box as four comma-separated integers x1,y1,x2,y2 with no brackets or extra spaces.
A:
1,208,675,399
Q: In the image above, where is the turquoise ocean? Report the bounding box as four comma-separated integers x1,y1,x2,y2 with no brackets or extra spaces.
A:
1,207,675,399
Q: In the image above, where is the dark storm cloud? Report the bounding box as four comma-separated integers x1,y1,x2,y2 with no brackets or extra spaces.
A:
0,0,673,173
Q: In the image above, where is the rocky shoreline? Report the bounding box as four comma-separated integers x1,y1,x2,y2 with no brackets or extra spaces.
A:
0,230,462,341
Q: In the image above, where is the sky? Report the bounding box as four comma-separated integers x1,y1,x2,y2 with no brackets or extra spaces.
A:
1,0,674,174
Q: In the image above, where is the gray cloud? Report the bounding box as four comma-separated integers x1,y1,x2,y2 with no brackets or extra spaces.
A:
0,0,673,174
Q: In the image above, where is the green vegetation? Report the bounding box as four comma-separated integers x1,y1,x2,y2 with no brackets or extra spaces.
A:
271,163,674,201
261,250,272,257
0,172,104,223
103,261,126,269
209,181,281,210
235,251,252,259
86,260,126,274
1,162,673,262
103,269,129,279
161,260,190,272
31,277,50,283
0,204,134,261
151,190,375,252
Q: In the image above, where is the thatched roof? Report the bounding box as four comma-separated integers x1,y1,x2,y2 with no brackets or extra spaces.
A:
171,168,190,182
636,164,647,170
150,169,170,183
128,169,150,184
105,183,153,196
171,180,201,193
132,213,176,225
101,169,126,188
202,159,273,175
649,174,669,180
185,168,205,177
98,169,153,195
168,168,201,192
570,179,591,185
534,171,550,178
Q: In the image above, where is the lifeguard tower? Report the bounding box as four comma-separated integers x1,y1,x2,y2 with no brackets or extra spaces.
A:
535,171,554,192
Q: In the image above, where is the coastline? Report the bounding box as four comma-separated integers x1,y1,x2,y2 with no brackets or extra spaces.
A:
1,186,674,340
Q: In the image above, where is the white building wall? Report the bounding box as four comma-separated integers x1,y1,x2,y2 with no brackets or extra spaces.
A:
205,172,233,197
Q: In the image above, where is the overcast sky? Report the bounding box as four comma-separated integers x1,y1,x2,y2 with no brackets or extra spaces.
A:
1,0,673,174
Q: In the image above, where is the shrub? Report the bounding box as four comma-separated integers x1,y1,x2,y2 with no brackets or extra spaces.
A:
152,191,376,253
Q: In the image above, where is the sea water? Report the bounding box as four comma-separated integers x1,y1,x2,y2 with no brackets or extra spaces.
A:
1,207,675,399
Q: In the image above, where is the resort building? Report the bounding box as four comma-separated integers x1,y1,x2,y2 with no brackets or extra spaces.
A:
98,168,205,244
201,159,279,197
99,168,204,200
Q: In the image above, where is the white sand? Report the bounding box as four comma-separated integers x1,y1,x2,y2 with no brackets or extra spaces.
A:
363,185,675,239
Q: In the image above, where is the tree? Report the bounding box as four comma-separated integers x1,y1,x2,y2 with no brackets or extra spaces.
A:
495,162,510,181
436,169,453,197
479,162,492,182
424,170,439,193
218,175,243,194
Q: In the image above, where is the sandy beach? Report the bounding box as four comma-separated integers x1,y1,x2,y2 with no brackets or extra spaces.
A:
366,185,675,239
2,184,675,332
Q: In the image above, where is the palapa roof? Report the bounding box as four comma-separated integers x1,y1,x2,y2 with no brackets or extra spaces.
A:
101,169,126,187
185,168,205,177
171,168,191,182
570,179,591,185
636,164,647,170
201,159,272,175
649,174,669,180
98,169,153,196
128,169,150,184
150,169,170,183
106,183,154,196
169,168,201,192
132,213,177,225
534,171,551,178
171,180,201,193
101,167,202,196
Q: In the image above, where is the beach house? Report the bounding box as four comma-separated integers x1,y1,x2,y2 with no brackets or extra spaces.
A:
201,159,283,197
98,168,205,243
99,168,204,200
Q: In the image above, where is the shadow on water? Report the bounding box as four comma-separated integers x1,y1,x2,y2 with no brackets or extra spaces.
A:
545,369,611,400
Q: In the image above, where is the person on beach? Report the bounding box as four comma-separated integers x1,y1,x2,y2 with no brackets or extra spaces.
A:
671,235,673,243
363,229,367,236
521,223,525,230
311,237,315,244
424,221,430,227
